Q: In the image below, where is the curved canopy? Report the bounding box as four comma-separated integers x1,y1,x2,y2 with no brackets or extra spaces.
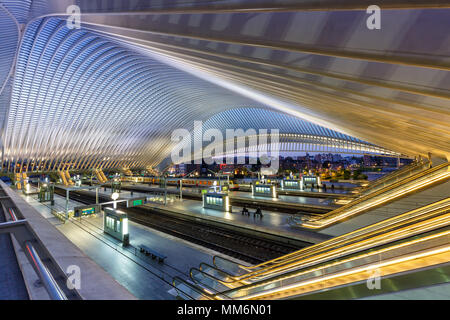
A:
0,1,448,170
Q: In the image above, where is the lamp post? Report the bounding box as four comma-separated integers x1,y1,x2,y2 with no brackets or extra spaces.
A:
111,192,119,209
207,169,219,191
65,189,69,219
179,169,197,200
164,175,167,205
207,169,231,192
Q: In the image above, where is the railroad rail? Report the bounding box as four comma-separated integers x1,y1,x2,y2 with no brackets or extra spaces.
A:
53,188,304,265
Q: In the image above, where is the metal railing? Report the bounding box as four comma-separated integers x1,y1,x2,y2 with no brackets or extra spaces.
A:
223,229,450,299
172,198,450,298
299,162,450,228
0,186,82,300
24,241,67,300
355,160,428,195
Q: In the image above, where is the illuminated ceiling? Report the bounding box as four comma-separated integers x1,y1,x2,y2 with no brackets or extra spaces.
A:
0,1,449,170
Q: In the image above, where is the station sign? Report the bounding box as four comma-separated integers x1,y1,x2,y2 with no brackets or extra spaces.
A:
202,192,231,212
127,197,147,208
251,184,278,198
74,204,101,217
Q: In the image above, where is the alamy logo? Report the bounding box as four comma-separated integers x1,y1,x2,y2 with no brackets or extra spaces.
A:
366,268,381,290
366,5,381,30
66,265,81,290
66,5,81,30
171,121,280,171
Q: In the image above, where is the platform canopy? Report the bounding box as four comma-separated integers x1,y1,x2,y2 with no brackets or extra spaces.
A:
0,0,448,170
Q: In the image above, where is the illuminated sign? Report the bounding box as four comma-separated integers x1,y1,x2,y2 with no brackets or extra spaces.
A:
281,179,302,190
81,207,96,215
252,184,278,198
202,193,231,212
127,197,146,208
74,204,100,217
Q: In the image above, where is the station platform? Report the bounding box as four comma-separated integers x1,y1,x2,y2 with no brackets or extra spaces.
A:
228,190,339,208
238,185,350,196
1,181,136,300
93,186,331,244
0,201,29,300
17,187,243,299
143,182,350,197
115,183,339,214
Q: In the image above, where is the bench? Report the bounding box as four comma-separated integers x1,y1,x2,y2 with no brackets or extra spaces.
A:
139,244,167,263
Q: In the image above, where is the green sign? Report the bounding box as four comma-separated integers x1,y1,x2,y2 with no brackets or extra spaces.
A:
127,197,146,207
82,207,96,215
74,204,100,217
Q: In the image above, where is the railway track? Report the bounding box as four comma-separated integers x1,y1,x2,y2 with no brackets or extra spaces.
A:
54,187,303,265
117,184,332,215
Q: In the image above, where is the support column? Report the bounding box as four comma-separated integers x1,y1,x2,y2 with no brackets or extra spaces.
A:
164,178,167,205
65,189,69,219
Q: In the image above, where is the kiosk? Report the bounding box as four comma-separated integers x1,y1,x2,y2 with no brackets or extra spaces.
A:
111,179,122,193
127,197,146,208
202,192,231,212
74,204,101,218
251,183,278,198
103,207,129,246
281,179,303,190
38,182,55,205
302,175,321,187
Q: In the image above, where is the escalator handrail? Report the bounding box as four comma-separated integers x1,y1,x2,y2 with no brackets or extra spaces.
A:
214,199,450,272
190,267,237,294
358,160,425,192
301,162,450,227
216,227,450,299
315,161,449,219
209,199,450,281
199,262,236,278
198,262,253,285
172,276,215,300
211,209,450,285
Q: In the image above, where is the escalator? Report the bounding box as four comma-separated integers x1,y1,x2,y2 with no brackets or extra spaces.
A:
292,162,450,229
94,169,107,184
355,159,428,196
99,169,108,182
173,198,450,299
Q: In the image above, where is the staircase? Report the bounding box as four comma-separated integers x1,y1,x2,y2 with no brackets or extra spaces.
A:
57,170,69,186
94,169,107,183
64,170,74,185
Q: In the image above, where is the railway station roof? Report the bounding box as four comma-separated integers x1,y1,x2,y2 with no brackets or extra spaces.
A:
0,1,449,169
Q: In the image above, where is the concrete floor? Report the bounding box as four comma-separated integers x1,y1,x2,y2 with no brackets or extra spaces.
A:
147,182,352,194
228,190,338,207
18,191,241,299
97,187,330,244
0,190,28,299
119,183,339,207
0,233,29,300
